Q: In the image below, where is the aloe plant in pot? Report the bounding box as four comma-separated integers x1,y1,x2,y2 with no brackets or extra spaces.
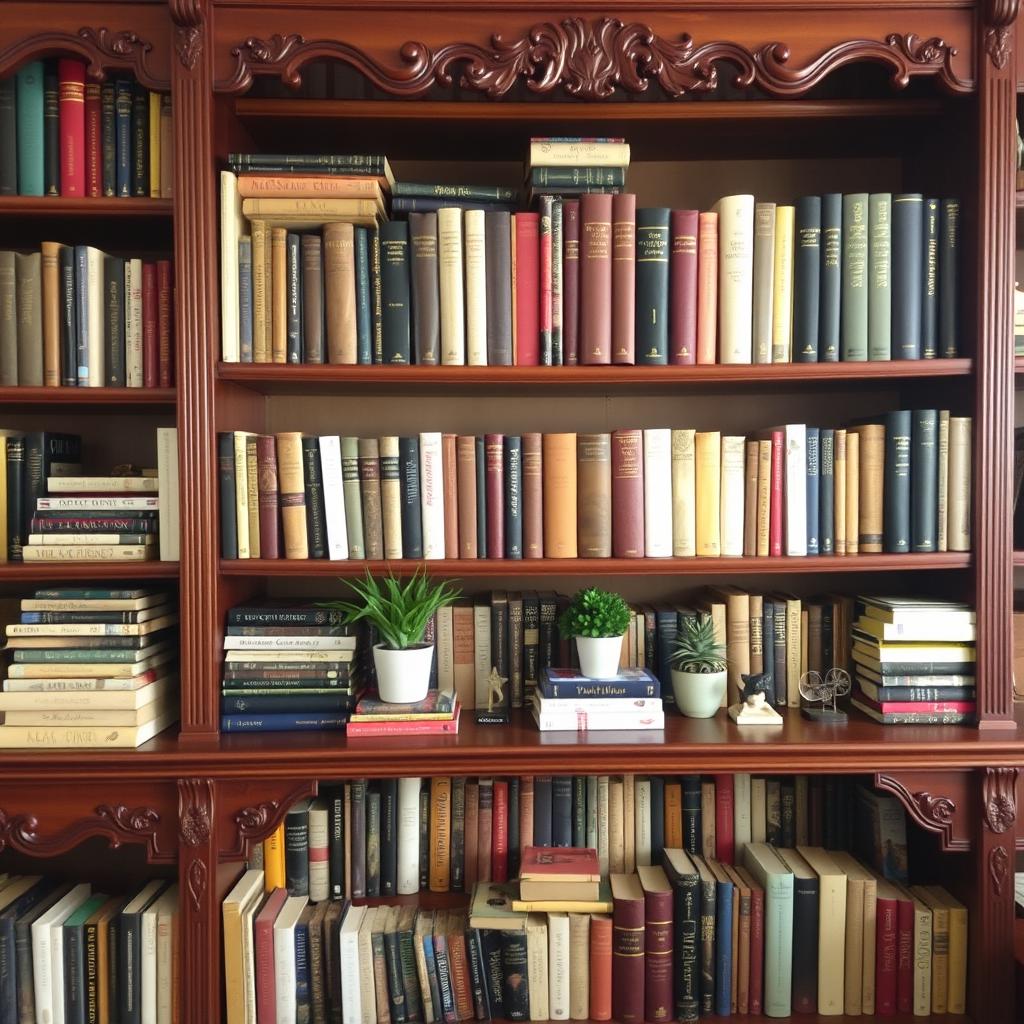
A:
671,615,728,718
322,569,460,704
558,587,631,679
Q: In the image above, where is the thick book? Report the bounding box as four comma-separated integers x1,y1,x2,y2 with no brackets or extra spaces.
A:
793,195,821,361
911,409,938,552
742,843,793,1017
696,212,718,363
485,211,513,365
513,213,540,365
58,60,86,197
580,193,613,364
635,207,670,365
637,865,674,1024
819,193,842,361
577,433,612,557
883,410,912,553
939,199,960,357
841,194,869,360
16,61,44,197
714,195,754,363
611,429,644,558
610,873,645,1024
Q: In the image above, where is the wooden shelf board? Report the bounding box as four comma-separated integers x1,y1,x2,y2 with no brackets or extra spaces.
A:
0,562,179,583
1015,356,1024,374
221,554,970,578
1014,551,1024,566
0,197,172,217
0,386,176,408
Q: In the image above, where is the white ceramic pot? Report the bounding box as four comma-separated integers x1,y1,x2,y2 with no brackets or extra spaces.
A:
372,642,434,704
575,635,623,679
671,668,728,718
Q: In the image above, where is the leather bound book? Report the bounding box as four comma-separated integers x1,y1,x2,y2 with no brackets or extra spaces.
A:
492,780,510,881
218,433,238,558
0,80,12,195
442,433,459,560
381,221,412,364
302,436,327,558
552,199,564,366
399,436,423,559
114,78,131,197
251,220,268,362
635,207,670,365
543,433,578,558
743,440,759,557
853,422,884,552
610,873,645,1024
670,209,699,365
275,431,309,559
409,211,440,365
513,213,540,365
562,199,580,365
523,433,544,559
286,234,302,363
939,199,960,357
59,244,77,385
57,59,86,197
358,436,385,560
98,81,113,196
271,227,287,363
379,436,404,559
577,433,612,558
157,260,173,387
841,194,868,360
84,81,101,197
324,221,358,364
538,196,553,365
892,194,924,359
15,252,43,386
301,234,324,363
130,84,148,196
552,775,573,847
484,434,505,559
0,252,14,385
921,198,940,358
485,211,513,365
500,930,530,1022
456,435,478,559
611,429,644,558
476,782,492,879
354,226,372,364
819,192,842,361
662,848,700,1023
504,435,523,559
256,434,280,559
793,195,821,362
696,212,718,363
589,914,612,1022
883,410,911,553
611,193,637,364
580,193,613,364
637,865,674,1024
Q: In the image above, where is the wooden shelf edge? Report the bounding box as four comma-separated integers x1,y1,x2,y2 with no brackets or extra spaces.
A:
0,562,179,582
0,197,173,217
1014,551,1024,566
0,386,176,407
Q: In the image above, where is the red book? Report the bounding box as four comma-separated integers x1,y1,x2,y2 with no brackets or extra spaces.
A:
522,433,543,559
669,210,699,364
446,918,475,1023
857,694,976,714
477,779,493,883
611,873,646,1024
57,59,86,197
484,433,504,559
562,199,580,366
344,705,461,736
738,868,764,1015
611,429,644,558
875,891,898,1015
492,779,509,882
713,774,735,864
611,193,636,365
638,866,673,1024
441,433,458,560
253,887,288,1024
513,213,540,365
157,260,173,386
895,888,914,1014
590,914,613,1021
580,193,613,364
141,262,159,387
464,781,479,888
521,846,600,879
255,435,279,559
768,429,784,557
84,83,101,198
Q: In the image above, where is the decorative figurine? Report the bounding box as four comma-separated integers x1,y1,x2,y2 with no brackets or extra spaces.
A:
798,668,851,723
728,673,784,726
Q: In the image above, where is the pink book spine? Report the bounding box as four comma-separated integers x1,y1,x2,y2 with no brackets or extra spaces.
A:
696,211,718,364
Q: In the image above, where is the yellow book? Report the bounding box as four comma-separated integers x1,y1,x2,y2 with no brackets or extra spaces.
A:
263,823,285,890
845,429,859,554
222,870,265,1024
429,776,452,892
771,205,794,362
834,429,847,556
694,430,721,556
233,431,252,559
251,219,268,362
0,709,177,746
159,94,173,199
148,91,161,198
897,884,933,1016
926,885,967,1014
797,846,848,1015
670,428,696,557
830,851,877,1013
911,885,949,1013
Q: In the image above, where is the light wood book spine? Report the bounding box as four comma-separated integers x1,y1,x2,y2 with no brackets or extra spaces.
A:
743,440,759,556
568,913,590,1020
771,205,794,362
526,914,550,1020
785,598,802,708
695,212,718,364
40,241,61,385
607,777,625,874
542,433,578,558
936,409,950,551
845,430,860,554
379,435,403,560
725,589,751,703
755,439,772,557
438,207,466,365
720,435,746,558
270,227,287,363
752,201,776,364
749,595,764,675
947,417,971,551
833,429,847,555
796,846,847,1014
855,424,884,553
695,431,722,556
670,428,696,557
232,432,251,558
324,221,357,364
356,908,378,1024
428,777,452,893
245,436,261,559
713,194,754,364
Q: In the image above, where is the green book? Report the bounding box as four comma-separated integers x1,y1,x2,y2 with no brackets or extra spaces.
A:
868,193,892,360
15,61,44,197
742,842,794,1017
840,193,868,361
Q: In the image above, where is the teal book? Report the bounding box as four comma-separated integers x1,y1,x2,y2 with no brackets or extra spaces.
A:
819,193,842,361
742,843,793,1018
911,408,938,552
840,193,868,360
868,193,892,360
354,226,372,364
15,61,44,197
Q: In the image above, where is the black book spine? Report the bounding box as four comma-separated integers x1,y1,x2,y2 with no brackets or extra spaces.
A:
300,436,327,558
450,776,466,893
538,595,557,671
697,878,715,1016
892,194,924,359
794,194,822,361
217,432,238,558
44,70,61,196
533,776,553,847
365,787,381,897
399,923,422,1023
911,408,939,552
805,426,820,556
285,806,310,896
819,428,834,555
398,436,423,559
286,232,302,363
819,192,841,361
65,922,86,1024
114,80,132,197
681,776,701,856
23,431,80,540
551,775,572,847
649,776,665,860
0,81,14,195
485,211,513,365
480,927,504,1018
408,212,440,365
790,876,819,1014
383,929,408,1024
380,778,398,896
921,198,940,358
418,786,430,893
780,781,796,847
821,603,834,671
129,85,148,197
665,863,700,1023
59,244,77,386
635,207,671,365
939,199,960,357
6,437,24,562
300,234,322,365
466,927,490,1020
503,435,522,559
762,599,775,701
883,409,912,553
772,599,788,707
474,436,487,558
100,82,115,197
104,255,126,386
500,930,530,1022
572,775,586,847
119,909,143,1024
489,595,510,722
326,786,346,900
507,776,521,879
380,221,412,364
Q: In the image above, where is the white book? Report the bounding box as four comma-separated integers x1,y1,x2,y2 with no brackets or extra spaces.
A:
220,170,244,362
142,886,171,1024
81,246,105,386
642,428,672,557
340,904,368,1024
233,431,252,559
720,435,747,557
547,912,571,1020
634,777,652,867
397,777,422,894
125,258,144,385
464,209,487,365
157,427,179,561
273,895,307,1024
783,424,808,556
528,141,630,167
32,883,91,1024
436,604,454,693
308,801,330,904
223,635,356,651
438,208,465,365
356,907,378,1024
319,435,349,559
155,884,178,1024
473,601,491,709
597,776,610,876
671,428,696,557
714,194,755,363
340,437,365,559
418,432,445,558
733,772,752,860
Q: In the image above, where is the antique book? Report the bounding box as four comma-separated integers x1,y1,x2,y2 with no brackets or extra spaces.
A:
580,194,613,364
792,195,821,362
577,433,611,558
438,207,465,365
696,212,718,364
635,206,669,365
714,195,754,363
771,205,794,362
542,433,577,558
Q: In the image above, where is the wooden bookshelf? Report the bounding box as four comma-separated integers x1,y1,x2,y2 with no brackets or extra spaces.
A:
0,197,173,217
0,386,176,408
0,561,179,582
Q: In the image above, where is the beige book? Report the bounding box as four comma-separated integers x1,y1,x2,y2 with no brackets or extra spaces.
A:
451,601,475,710
701,780,716,858
713,194,754,363
125,258,144,386
597,776,611,876
251,219,268,361
925,885,966,1014
695,431,722,556
233,432,253,559
274,431,309,559
373,908,395,1024
711,587,750,703
623,773,636,873
83,246,104,385
270,227,287,363
154,884,177,1024
435,603,454,695
324,221,357,364
608,777,625,874
240,197,380,226
21,544,156,562
834,429,847,555
756,438,772,557
670,428,696,556
157,425,179,561
896,884,931,1017
413,911,436,1023
40,241,62,386
752,201,776,364
464,209,487,365
0,675,176,710
15,252,42,386
845,430,860,554
911,885,948,1013
438,207,466,365
743,440,759,557
526,913,550,1020
720,435,746,558
771,205,795,362
854,424,884,553
245,434,261,559
797,846,848,1014
800,609,809,677
750,777,767,843
830,851,876,1013
379,435,403,559
936,409,950,551
749,594,764,675
3,695,173,727
547,911,570,1020
793,775,809,846
568,912,590,1020
219,171,244,361
222,869,264,1024
357,906,379,1024
947,417,971,551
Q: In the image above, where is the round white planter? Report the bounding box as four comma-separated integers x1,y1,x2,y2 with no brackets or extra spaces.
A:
372,643,434,704
575,635,623,679
671,668,728,718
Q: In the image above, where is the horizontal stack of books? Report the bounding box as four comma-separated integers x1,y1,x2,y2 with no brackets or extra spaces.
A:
0,61,172,199
851,596,976,724
512,845,610,912
0,587,179,748
346,688,461,736
532,666,664,733
527,136,629,201
0,877,177,1024
219,603,360,733
389,182,517,216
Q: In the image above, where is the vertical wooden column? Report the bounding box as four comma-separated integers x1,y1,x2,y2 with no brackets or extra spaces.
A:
975,1,1019,727
170,0,221,742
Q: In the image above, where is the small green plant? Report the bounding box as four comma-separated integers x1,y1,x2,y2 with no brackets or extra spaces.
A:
672,615,727,674
321,569,460,650
558,587,631,639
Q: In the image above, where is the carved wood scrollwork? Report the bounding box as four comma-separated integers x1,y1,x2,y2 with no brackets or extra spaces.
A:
989,844,1010,896
0,804,165,861
982,767,1018,834
218,19,969,98
223,781,318,859
170,0,206,72
874,774,962,850
983,0,1020,68
178,777,214,847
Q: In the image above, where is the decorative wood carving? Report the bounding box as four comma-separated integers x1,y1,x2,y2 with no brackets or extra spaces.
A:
874,773,963,850
984,26,1011,69
223,780,318,858
0,804,164,860
982,767,1018,833
219,20,969,97
178,778,214,846
989,844,1010,896
186,857,208,913
176,26,202,71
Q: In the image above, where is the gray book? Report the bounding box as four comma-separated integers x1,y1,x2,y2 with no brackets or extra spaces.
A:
485,211,513,365
840,193,868,361
15,251,42,386
752,202,776,364
409,212,440,365
340,435,365,559
868,193,892,360
300,234,323,364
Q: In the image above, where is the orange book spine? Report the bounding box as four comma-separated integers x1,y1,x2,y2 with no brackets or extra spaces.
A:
696,211,719,363
542,433,578,558
429,776,452,892
589,914,613,1021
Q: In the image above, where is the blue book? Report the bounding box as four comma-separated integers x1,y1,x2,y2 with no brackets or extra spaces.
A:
538,666,660,700
0,878,59,1017
74,245,90,385
819,428,834,554
15,61,44,196
219,713,349,732
654,605,678,687
709,861,734,1017
503,435,523,559
114,80,132,198
551,776,572,847
421,928,444,1021
238,237,253,362
294,910,311,1020
354,226,372,364
805,426,820,556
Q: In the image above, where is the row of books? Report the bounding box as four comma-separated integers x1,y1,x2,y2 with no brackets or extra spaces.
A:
0,61,172,198
0,245,174,388
217,415,972,564
0,875,178,1024
0,588,180,747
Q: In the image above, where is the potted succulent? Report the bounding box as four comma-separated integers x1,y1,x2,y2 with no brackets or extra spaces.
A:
323,569,460,704
671,615,728,718
558,587,631,679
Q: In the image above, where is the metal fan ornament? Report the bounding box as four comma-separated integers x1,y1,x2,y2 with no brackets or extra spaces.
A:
798,668,852,723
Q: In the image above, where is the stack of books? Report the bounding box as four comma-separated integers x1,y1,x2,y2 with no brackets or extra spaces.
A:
527,136,629,200
346,688,461,736
512,845,611,912
532,666,664,733
850,596,977,724
0,587,179,748
219,602,360,733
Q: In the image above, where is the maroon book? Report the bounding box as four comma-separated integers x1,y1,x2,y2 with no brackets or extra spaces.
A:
562,199,580,366
142,262,158,388
740,868,764,1015
492,779,509,882
157,260,173,387
639,868,674,1024
256,435,280,559
522,433,543,559
611,873,646,1024
611,429,644,558
611,193,636,365
579,193,613,365
669,209,699,365
484,433,505,559
895,889,914,1014
57,59,86,197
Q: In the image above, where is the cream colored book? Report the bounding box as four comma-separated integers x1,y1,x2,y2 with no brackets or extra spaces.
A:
643,428,672,557
568,912,590,1020
126,257,144,384
0,675,176,709
670,428,696,557
750,777,767,843
529,141,630,167
339,904,366,1024
597,775,611,876
623,773,636,874
547,911,570,1020
378,435,403,559
720,435,746,558
925,885,966,1014
733,772,752,860
251,219,268,362
713,194,755,363
273,896,308,1023
797,846,848,1015
896,883,932,1017
240,196,380,225
0,707,177,747
464,209,487,365
752,201,776,364
220,170,244,362
419,431,446,559
155,884,178,1024
222,869,264,1024
46,474,158,494
157,426,180,561
834,430,847,555
396,778,422,895
438,207,466,364
7,648,176,680
936,409,950,551
356,905,379,1024
233,431,252,559
695,431,722,556
608,777,625,874
911,884,948,1014
27,533,157,547
82,245,105,386
526,913,550,1020
947,416,971,551
711,586,750,703
2,695,174,727
771,205,795,362
6,613,176,637
743,440,759,557
21,544,156,562
845,430,859,554
634,776,652,867
701,781,716,857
